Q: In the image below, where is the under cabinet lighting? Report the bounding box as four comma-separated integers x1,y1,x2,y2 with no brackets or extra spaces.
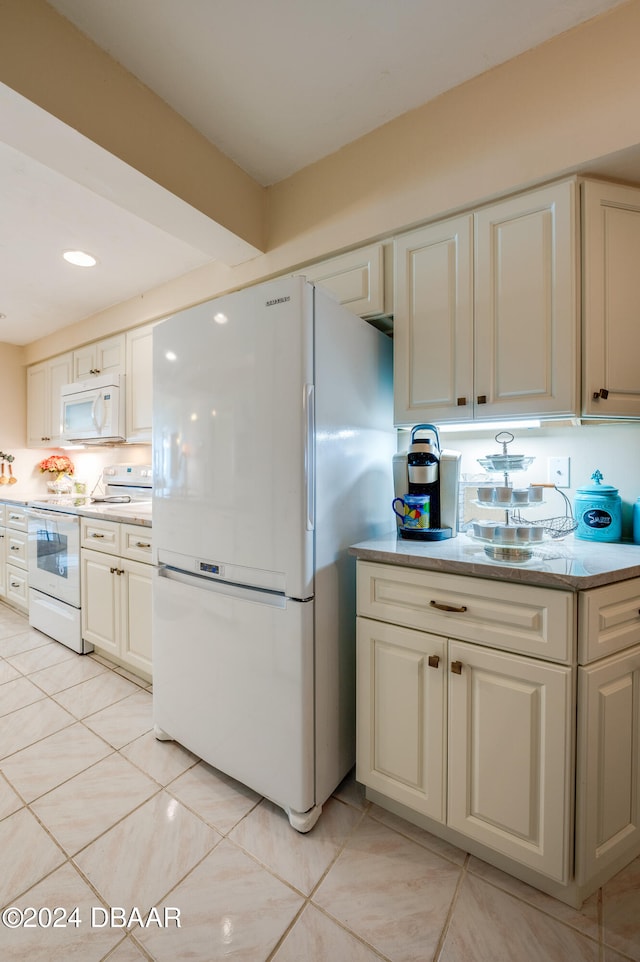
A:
63,250,97,268
436,419,542,434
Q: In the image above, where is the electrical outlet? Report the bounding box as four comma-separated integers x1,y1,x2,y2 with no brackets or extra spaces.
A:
548,456,570,488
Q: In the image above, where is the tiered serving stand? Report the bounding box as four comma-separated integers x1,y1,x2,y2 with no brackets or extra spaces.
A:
471,432,576,563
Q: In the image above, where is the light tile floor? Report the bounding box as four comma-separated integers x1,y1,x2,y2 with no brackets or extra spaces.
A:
0,602,638,962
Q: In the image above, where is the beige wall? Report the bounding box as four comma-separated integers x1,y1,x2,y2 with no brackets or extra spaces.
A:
0,0,266,252
22,0,640,364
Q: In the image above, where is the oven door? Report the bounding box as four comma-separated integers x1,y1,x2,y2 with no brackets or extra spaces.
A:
27,509,80,608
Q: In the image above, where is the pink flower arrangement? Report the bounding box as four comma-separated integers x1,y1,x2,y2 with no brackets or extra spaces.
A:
38,455,75,477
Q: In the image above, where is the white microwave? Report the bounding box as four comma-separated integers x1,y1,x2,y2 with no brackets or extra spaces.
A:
60,373,126,443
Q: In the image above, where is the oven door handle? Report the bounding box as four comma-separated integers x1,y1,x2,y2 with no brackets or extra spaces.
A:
27,508,79,523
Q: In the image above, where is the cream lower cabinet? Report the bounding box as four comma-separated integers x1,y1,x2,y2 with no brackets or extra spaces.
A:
357,560,640,906
576,643,640,885
81,519,152,680
357,617,572,883
4,505,29,613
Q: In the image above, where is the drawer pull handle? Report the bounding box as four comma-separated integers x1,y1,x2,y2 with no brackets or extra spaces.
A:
430,600,468,613
451,660,463,675
10,581,20,588
10,545,19,551
428,655,440,669
135,541,151,548
9,514,20,521
477,394,487,405
92,533,105,539
456,397,467,406
592,387,609,400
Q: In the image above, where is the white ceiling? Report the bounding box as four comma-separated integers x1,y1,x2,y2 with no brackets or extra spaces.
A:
0,0,631,346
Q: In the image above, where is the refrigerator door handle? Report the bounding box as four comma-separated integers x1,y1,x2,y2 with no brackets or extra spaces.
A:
304,383,315,531
156,565,287,609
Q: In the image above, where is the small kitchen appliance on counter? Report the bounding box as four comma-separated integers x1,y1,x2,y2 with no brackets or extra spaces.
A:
574,470,622,542
393,424,461,540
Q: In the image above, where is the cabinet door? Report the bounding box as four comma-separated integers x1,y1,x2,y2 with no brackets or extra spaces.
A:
121,558,152,677
394,216,473,425
302,244,387,318
474,180,578,420
448,640,573,882
81,548,119,655
26,362,49,446
576,645,640,884
356,616,446,820
74,335,124,380
0,528,6,598
125,324,155,442
582,180,640,417
47,353,73,443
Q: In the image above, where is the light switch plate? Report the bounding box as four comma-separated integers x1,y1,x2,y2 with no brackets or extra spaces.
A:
548,456,570,488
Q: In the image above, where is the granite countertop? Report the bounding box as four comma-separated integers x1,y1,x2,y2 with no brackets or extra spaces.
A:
350,532,640,590
0,496,30,507
9,497,152,527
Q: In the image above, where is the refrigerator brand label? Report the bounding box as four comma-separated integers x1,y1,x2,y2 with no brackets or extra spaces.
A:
265,296,290,307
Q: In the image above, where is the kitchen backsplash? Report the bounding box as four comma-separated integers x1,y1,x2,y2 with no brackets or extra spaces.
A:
0,445,152,500
438,420,640,541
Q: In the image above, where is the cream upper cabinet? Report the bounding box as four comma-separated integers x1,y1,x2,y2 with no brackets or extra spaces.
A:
582,180,640,417
125,323,156,443
26,352,73,447
301,243,389,319
73,334,125,381
394,180,578,425
394,215,473,424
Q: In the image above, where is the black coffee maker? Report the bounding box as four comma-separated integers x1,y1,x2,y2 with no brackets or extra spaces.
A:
393,423,461,540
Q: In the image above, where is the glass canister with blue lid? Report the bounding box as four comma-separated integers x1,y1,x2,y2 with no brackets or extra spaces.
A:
574,469,622,542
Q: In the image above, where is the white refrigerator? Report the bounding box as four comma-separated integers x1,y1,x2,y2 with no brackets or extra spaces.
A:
152,275,393,831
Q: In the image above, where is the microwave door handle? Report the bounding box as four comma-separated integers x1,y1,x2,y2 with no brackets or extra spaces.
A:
92,393,104,432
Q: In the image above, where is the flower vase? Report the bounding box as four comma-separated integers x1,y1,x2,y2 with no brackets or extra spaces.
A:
47,474,73,494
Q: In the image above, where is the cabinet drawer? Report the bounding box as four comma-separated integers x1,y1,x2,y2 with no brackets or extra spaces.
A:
578,577,640,664
121,524,153,564
357,561,574,662
5,505,27,531
81,517,120,555
6,565,28,610
6,531,27,570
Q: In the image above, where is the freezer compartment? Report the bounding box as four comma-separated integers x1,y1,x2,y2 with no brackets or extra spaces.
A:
152,566,315,814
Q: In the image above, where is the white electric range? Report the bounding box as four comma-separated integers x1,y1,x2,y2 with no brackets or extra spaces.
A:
27,464,152,653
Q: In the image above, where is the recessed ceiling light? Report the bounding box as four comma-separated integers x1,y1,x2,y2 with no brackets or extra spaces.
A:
63,250,97,268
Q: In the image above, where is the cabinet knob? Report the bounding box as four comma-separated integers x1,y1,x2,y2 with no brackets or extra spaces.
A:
456,397,467,406
110,567,117,574
430,600,468,613
450,660,463,675
428,654,440,669
477,395,487,405
592,388,609,400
